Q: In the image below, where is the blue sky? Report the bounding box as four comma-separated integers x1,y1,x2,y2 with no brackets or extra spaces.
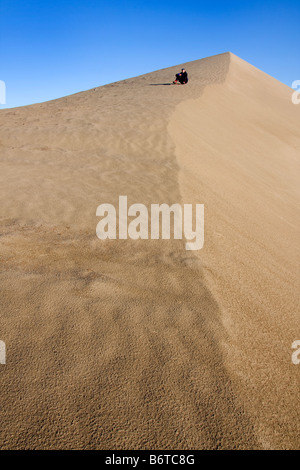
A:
0,0,299,108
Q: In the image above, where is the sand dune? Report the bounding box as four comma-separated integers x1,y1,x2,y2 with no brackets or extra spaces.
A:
0,52,299,449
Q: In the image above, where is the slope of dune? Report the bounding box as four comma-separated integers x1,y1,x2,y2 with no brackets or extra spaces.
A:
0,52,299,449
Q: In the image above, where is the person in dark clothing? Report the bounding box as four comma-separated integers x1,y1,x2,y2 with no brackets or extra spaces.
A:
173,68,188,84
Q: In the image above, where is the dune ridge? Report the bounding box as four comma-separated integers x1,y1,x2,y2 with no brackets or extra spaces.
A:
169,52,300,449
0,52,299,449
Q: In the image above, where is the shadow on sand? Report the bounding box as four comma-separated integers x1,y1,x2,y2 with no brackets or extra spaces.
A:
149,83,173,86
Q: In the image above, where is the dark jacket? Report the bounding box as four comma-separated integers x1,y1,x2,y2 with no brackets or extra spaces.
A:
176,71,188,84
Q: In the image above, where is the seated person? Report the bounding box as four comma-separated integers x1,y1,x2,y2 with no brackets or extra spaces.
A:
173,68,188,84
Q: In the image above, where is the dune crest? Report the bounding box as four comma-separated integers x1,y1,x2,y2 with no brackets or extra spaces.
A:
169,52,300,449
0,52,299,449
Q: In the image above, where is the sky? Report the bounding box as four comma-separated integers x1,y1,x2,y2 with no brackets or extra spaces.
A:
0,0,299,108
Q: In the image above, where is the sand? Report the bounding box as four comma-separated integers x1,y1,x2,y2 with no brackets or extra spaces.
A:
0,52,299,449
